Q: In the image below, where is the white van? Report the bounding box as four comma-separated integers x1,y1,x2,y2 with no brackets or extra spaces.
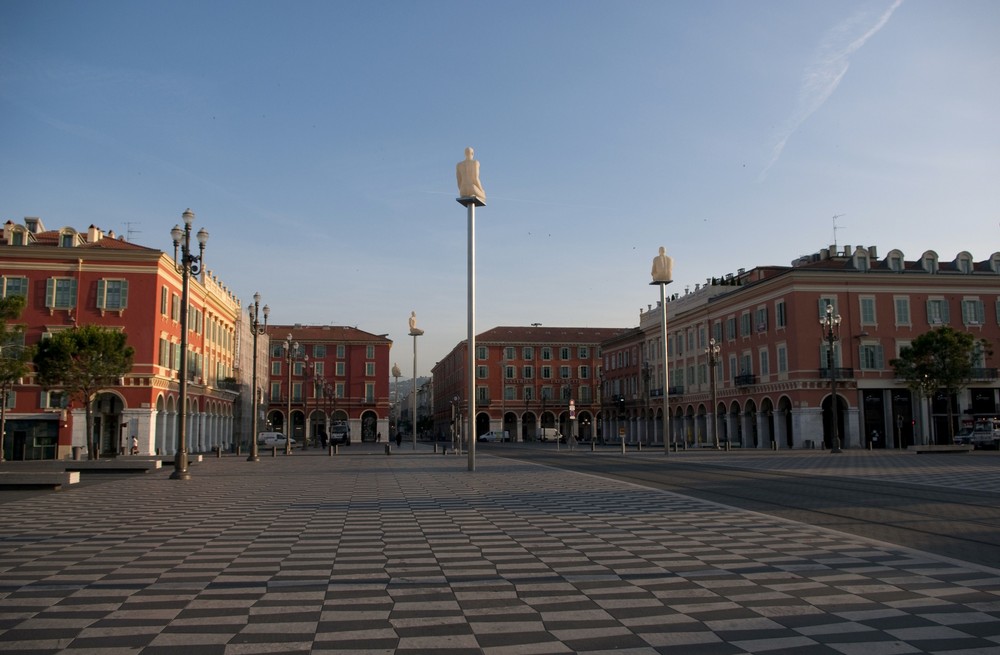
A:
536,428,565,443
478,430,510,442
257,432,296,448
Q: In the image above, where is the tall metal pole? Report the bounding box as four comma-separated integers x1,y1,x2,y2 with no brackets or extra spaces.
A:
659,282,670,455
170,209,207,480
284,334,297,455
650,246,673,456
457,147,485,472
466,200,476,471
411,333,418,449
707,338,721,449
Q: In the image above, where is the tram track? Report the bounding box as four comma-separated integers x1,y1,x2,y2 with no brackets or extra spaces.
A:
492,449,1000,570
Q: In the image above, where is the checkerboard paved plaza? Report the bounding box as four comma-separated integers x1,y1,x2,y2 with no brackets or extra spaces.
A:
1,451,999,654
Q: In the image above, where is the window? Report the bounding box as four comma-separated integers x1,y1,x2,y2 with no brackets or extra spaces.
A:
927,298,950,325
578,346,589,359
2,276,28,298
60,233,75,248
957,253,973,274
365,383,375,403
269,382,281,401
820,343,841,368
337,344,345,358
523,365,533,379
477,346,487,360
504,386,515,401
712,321,722,342
759,349,769,376
962,299,985,326
775,300,787,328
740,312,752,337
541,347,552,361
504,365,515,379
541,366,552,379
523,346,533,360
818,296,838,318
292,383,302,401
755,307,768,332
314,345,326,358
560,347,570,360
3,390,14,410
477,365,488,379
524,387,534,401
894,297,911,326
579,365,590,379
859,343,884,370
860,297,876,326
504,347,516,361
293,361,305,376
540,386,553,400
777,344,788,373
97,279,128,311
159,338,170,367
171,294,180,321
922,252,938,273
725,317,736,341
45,278,77,310
559,366,570,379
335,382,344,398
365,362,375,376
41,390,67,409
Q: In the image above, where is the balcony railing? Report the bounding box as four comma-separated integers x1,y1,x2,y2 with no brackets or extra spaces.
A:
818,367,854,380
971,367,999,381
734,374,757,386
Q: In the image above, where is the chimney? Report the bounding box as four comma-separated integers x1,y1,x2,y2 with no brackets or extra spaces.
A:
868,245,878,259
87,224,103,243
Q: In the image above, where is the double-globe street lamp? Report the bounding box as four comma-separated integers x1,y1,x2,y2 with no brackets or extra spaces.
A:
820,303,843,453
170,209,208,481
706,337,721,449
283,334,300,455
247,292,269,462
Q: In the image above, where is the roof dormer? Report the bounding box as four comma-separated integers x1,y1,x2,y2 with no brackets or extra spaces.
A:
920,250,938,274
58,227,80,248
954,251,974,274
885,249,905,272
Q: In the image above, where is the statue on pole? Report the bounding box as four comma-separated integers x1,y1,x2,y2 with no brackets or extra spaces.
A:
651,246,674,284
456,147,486,203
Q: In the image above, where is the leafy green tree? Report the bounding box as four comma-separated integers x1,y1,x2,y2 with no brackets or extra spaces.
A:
1,296,33,462
33,325,135,459
890,326,992,443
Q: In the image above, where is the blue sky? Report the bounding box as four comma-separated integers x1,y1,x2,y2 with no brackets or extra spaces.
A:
2,0,998,375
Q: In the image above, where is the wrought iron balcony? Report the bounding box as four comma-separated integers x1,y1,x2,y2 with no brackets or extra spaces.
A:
971,368,999,381
734,374,757,386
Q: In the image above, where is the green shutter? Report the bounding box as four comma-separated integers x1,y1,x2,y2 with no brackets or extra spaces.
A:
120,280,128,309
96,279,106,309
45,278,54,307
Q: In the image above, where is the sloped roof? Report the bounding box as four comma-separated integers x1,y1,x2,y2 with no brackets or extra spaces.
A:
268,324,392,344
477,326,629,345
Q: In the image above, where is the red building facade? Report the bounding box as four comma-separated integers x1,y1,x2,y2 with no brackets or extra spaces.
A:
1,217,242,459
608,245,1000,449
432,326,628,443
264,325,392,444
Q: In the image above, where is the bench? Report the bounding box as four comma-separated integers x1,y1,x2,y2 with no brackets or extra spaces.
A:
0,471,81,489
908,445,974,454
65,459,163,473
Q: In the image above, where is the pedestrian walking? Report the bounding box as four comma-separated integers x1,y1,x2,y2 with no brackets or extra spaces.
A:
130,436,139,455
395,432,402,447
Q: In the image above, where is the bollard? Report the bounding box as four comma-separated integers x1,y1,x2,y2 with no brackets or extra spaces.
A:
590,442,595,452
272,446,277,458
328,444,334,456
433,444,438,454
682,441,687,451
216,446,221,458
637,442,642,452
385,444,391,456
620,440,626,454
772,441,777,451
725,441,731,452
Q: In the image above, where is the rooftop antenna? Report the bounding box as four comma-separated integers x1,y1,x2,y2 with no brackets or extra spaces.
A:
124,221,142,242
832,213,846,248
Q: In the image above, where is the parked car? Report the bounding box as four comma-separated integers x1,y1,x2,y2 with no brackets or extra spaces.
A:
257,432,296,448
478,430,510,443
329,420,350,445
970,419,1000,450
954,427,974,445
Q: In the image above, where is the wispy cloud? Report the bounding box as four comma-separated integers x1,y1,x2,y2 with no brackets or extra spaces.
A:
759,0,904,180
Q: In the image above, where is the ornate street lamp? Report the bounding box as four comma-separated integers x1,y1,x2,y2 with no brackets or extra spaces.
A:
283,334,299,455
706,337,721,449
247,292,269,461
650,246,673,454
169,209,208,480
391,363,401,435
820,303,843,453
